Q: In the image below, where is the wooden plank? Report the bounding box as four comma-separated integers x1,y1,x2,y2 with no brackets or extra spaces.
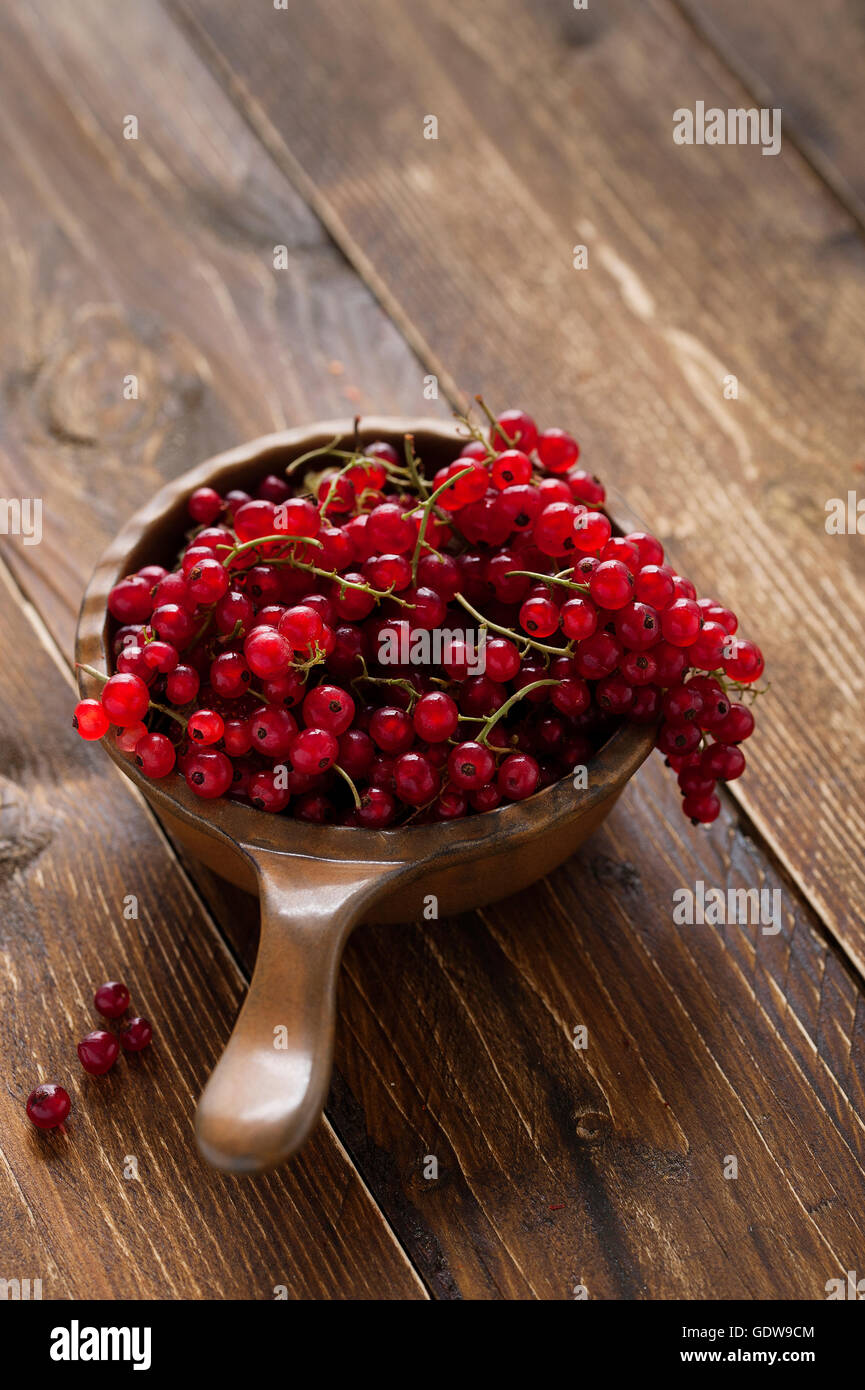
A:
3,0,865,1301
675,0,865,223
175,0,865,976
0,559,424,1300
0,0,432,1299
0,0,447,656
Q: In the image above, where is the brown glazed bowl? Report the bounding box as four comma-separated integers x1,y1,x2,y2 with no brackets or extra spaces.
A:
76,419,655,1174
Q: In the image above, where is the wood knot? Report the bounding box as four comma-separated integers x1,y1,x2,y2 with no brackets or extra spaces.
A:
23,304,206,449
574,1107,613,1144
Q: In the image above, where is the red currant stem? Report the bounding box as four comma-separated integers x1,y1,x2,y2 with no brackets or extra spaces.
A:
351,661,420,707
57,1121,67,1135
221,533,323,566
474,395,514,447
453,592,568,657
284,433,349,477
508,569,590,594
452,410,497,459
476,680,560,747
148,699,189,730
333,763,362,810
287,558,415,607
290,643,328,675
217,619,245,644
409,466,478,583
403,433,430,499
76,661,108,681
189,607,214,649
246,688,274,707
77,664,189,730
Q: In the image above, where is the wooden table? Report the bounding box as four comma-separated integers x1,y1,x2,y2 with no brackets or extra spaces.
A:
1,0,863,1301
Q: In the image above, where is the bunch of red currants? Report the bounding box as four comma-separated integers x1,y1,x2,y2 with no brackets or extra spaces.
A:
74,404,763,827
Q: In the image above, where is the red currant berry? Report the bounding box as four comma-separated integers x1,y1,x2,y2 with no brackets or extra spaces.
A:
634,565,674,609
412,691,459,743
497,752,540,801
550,678,591,717
589,560,634,611
567,470,605,506
656,721,703,756
630,685,662,723
135,732,176,778
166,664,200,705
121,1017,153,1051
249,769,291,813
714,702,755,743
108,576,155,624
573,632,622,680
78,1029,120,1076
447,741,495,791
354,786,396,827
250,707,298,758
682,792,721,825
722,639,764,683
660,598,702,647
572,509,612,553
26,1083,71,1131
537,428,579,473
188,486,223,525
185,749,234,798
533,502,579,556
700,743,746,781
491,449,532,490
596,673,635,714
115,721,147,754
73,698,110,740
519,595,560,638
244,627,292,679
662,684,703,723
291,726,339,773
101,673,150,728
493,409,538,454
188,709,224,745
369,706,415,755
484,637,521,682
394,751,440,806
94,980,130,1018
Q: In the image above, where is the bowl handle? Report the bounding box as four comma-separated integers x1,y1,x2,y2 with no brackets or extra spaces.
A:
195,853,397,1174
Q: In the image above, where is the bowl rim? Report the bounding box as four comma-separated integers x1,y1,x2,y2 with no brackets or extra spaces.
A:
75,418,656,867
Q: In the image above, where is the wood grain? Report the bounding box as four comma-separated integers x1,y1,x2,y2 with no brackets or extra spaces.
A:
0,559,424,1300
675,0,865,224
175,0,865,976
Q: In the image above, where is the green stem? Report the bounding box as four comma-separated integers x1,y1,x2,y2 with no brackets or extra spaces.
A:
508,569,590,594
409,465,477,583
453,592,570,657
221,533,323,566
77,663,188,729
291,559,415,607
333,763,362,811
477,680,560,747
474,394,512,447
404,433,430,498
